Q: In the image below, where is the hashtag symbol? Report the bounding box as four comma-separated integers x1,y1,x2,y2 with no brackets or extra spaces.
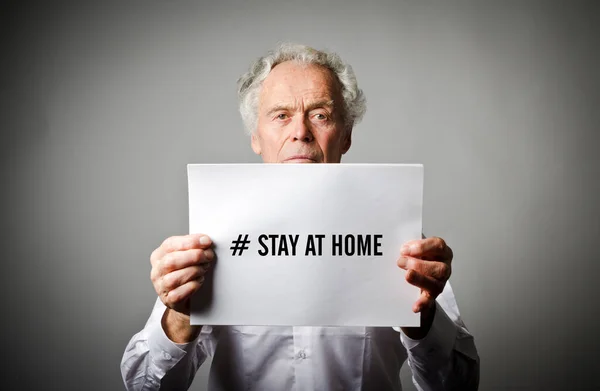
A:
230,234,251,256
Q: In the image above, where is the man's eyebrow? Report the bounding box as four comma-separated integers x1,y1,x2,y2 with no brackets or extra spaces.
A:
265,100,335,116
306,100,335,111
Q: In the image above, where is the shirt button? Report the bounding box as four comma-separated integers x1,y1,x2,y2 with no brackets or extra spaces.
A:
297,350,307,360
162,351,172,360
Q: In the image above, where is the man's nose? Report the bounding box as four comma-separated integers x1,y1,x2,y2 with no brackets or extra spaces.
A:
290,116,314,143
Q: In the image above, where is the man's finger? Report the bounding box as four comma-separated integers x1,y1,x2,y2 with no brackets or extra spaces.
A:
151,234,213,264
397,256,451,281
413,291,435,313
400,237,453,261
159,248,215,275
405,269,445,297
162,266,207,292
165,278,204,306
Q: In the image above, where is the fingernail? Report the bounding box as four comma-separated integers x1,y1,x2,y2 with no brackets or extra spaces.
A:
400,245,409,255
199,236,211,246
204,249,215,261
397,256,408,268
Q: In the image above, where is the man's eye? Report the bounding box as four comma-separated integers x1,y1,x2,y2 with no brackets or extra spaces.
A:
277,113,288,120
314,113,327,120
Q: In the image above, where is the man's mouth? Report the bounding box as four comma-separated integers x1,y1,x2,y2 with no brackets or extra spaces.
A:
282,155,317,163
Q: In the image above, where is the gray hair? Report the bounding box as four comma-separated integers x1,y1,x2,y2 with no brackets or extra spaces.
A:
237,43,366,134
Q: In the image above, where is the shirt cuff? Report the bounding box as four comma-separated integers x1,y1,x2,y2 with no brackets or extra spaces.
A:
146,311,202,378
399,301,458,361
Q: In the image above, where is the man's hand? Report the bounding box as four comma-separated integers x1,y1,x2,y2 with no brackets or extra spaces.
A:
397,236,453,339
150,234,215,342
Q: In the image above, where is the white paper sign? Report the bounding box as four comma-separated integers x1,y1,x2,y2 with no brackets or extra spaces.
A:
188,164,423,327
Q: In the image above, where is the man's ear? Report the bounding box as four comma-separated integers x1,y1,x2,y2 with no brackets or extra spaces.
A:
341,127,352,155
251,132,262,155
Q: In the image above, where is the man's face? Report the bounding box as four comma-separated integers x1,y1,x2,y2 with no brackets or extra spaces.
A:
251,61,352,163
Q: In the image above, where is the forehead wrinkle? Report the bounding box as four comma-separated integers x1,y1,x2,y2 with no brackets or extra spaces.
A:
266,99,335,116
258,62,344,120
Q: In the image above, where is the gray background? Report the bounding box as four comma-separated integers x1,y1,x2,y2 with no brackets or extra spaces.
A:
2,1,599,390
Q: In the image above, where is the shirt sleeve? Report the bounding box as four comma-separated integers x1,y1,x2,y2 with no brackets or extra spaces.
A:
120,298,217,391
399,281,480,391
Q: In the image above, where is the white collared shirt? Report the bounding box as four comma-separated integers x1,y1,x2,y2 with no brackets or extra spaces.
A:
121,282,479,390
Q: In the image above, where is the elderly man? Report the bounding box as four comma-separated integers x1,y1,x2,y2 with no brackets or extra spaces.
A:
121,43,480,391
